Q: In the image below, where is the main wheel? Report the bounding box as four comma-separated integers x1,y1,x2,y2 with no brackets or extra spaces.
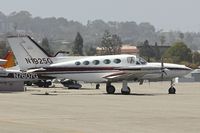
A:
121,87,131,95
168,87,176,94
106,85,115,94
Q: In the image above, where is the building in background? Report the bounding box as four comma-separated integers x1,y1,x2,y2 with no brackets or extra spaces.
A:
96,44,139,55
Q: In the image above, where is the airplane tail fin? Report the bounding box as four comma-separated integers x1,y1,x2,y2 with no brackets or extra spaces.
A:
0,51,15,68
7,36,54,71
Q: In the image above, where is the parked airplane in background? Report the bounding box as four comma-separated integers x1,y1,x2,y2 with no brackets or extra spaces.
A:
7,35,192,94
0,51,15,68
0,51,38,82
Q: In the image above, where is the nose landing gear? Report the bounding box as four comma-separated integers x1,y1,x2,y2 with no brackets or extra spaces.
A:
168,80,176,94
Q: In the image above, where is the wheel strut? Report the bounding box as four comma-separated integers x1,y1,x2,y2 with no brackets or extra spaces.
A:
121,80,131,95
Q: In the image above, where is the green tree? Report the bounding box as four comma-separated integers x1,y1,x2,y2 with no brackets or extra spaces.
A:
154,42,161,61
72,32,83,55
41,37,52,55
192,51,200,65
164,41,192,63
0,41,9,58
100,30,122,55
85,45,96,56
139,40,155,61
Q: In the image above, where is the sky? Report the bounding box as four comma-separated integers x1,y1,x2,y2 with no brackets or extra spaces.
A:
1,0,200,32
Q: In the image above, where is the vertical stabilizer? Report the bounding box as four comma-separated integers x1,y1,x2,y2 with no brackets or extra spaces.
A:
7,36,53,70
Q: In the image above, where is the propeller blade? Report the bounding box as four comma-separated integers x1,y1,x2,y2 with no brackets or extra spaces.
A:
161,58,164,69
161,58,167,79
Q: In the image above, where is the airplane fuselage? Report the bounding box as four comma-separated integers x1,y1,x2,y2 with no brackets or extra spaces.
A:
32,54,191,83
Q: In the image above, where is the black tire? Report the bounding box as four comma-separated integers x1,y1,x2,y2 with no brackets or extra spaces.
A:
47,81,52,86
168,87,176,94
44,82,50,88
121,87,131,95
37,81,44,87
96,84,100,89
26,81,32,86
106,85,115,94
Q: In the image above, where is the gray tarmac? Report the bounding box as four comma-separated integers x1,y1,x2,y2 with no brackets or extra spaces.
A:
0,82,200,133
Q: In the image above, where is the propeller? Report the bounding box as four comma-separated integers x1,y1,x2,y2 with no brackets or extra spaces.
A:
161,58,167,79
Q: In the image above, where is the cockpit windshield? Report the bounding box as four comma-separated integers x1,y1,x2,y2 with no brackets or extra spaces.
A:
139,57,147,64
128,56,147,65
135,57,147,65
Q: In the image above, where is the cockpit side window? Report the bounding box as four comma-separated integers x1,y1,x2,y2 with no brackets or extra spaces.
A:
127,57,135,64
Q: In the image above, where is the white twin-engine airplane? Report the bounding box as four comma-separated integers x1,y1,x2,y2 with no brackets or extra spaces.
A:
7,36,192,94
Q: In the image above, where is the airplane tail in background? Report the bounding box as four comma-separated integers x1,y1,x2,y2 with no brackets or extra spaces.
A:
0,51,15,68
7,36,54,71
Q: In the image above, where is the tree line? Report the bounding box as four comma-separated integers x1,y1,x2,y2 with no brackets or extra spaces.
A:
0,11,200,68
1,11,200,50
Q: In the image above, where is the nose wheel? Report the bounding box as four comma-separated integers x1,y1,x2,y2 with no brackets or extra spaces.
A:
168,80,176,94
168,86,176,94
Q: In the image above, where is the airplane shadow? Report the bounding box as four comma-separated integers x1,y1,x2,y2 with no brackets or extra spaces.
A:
0,91,23,94
31,93,58,96
29,91,168,96
104,93,168,96
68,88,95,90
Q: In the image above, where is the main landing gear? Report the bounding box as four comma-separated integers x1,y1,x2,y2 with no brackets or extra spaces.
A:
106,82,115,94
106,80,131,95
121,80,131,95
168,80,176,94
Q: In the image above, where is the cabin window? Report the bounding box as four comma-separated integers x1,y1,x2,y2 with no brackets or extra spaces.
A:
113,59,121,64
75,61,81,65
93,60,100,65
103,59,111,64
83,61,90,65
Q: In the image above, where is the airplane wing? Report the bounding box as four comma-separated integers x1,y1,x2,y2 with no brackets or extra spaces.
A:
103,65,163,82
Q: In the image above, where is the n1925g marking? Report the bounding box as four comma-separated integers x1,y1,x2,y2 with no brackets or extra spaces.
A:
25,58,53,64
